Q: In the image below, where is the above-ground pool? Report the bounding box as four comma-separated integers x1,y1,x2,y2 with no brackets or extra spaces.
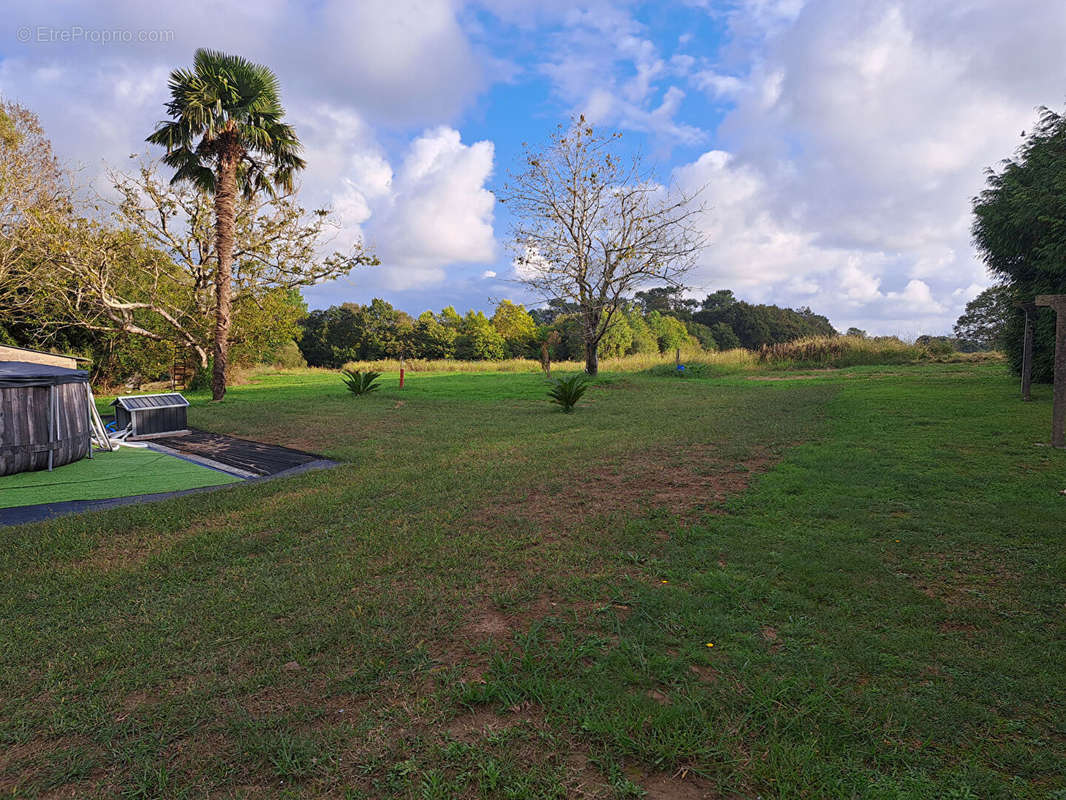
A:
0,361,91,476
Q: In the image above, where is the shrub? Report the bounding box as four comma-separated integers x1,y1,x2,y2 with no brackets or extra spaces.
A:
271,339,307,369
341,369,382,395
915,335,956,356
548,374,589,413
755,335,926,367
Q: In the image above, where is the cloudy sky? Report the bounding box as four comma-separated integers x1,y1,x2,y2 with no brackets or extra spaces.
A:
3,0,1064,334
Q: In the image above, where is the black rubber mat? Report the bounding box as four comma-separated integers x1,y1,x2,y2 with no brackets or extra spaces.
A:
149,429,321,476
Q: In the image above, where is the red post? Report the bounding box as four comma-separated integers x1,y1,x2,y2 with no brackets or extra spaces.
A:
399,355,405,389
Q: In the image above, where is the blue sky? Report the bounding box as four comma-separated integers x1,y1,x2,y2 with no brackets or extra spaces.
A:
3,0,1065,334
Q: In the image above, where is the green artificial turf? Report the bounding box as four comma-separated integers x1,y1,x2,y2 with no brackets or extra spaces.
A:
0,446,241,508
3,363,1065,798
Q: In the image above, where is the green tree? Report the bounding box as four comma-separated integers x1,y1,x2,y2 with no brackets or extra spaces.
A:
710,322,742,350
685,320,718,351
0,102,65,319
342,299,413,360
626,310,659,354
455,311,506,360
845,327,867,338
646,311,691,353
634,286,698,319
297,306,359,367
547,314,584,361
440,306,463,328
597,313,634,359
953,285,1011,352
147,49,306,400
413,310,457,359
105,162,368,369
695,292,833,349
491,300,538,357
972,106,1066,381
698,289,737,317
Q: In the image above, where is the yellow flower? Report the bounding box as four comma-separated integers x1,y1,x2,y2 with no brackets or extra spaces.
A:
660,580,669,584
705,642,714,647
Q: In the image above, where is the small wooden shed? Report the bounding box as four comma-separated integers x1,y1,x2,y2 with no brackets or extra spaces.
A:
110,393,190,440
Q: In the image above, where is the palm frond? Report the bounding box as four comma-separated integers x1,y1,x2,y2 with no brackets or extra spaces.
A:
548,375,589,412
341,370,382,395
148,48,305,191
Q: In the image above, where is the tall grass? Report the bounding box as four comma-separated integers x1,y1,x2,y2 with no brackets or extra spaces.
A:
754,335,1003,368
290,336,1001,380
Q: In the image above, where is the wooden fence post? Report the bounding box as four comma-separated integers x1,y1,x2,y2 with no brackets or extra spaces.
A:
1035,295,1066,447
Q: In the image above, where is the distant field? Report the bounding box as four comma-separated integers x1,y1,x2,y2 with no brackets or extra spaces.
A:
3,362,1063,798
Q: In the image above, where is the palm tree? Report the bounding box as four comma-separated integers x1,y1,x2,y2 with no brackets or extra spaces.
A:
147,49,305,400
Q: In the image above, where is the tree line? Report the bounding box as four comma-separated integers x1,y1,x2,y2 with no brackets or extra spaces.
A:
296,288,839,367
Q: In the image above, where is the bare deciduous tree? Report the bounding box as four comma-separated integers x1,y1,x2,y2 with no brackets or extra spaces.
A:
501,116,707,375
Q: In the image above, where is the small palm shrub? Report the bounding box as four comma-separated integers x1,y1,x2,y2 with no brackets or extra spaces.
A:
341,369,382,395
548,374,589,412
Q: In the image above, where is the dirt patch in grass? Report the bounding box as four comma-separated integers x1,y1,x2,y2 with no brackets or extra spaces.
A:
937,620,979,635
909,550,1021,610
467,609,512,637
446,703,542,743
760,626,783,654
430,593,613,696
638,769,722,799
474,444,779,530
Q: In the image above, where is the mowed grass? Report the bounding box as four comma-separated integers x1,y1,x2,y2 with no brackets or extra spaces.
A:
1,363,1064,798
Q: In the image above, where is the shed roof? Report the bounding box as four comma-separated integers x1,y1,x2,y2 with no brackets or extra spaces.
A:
0,361,89,388
0,345,90,362
111,393,189,411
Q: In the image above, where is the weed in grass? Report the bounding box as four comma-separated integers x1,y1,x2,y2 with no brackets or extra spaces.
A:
269,734,319,780
123,764,181,800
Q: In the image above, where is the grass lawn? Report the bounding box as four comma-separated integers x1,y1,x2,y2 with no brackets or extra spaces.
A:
0,447,242,510
2,363,1064,798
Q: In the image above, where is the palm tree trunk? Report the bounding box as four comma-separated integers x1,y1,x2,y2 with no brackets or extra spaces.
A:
211,145,239,401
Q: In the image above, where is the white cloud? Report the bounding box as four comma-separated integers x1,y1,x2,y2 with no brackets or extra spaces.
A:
691,70,746,99
362,127,496,290
674,0,1066,334
293,0,484,123
537,4,705,144
481,270,497,278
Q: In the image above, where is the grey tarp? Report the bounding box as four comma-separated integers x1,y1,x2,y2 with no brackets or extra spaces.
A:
0,361,89,388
